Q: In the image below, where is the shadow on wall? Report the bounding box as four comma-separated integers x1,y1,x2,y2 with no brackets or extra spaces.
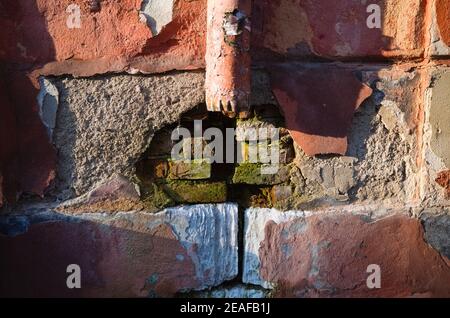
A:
0,0,57,206
0,75,17,205
0,213,199,298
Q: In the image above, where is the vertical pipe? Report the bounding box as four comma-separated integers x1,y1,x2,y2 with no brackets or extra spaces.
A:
205,0,252,118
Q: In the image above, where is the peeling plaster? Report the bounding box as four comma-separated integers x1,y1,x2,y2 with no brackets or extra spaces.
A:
37,77,59,139
166,203,239,289
205,0,252,117
430,72,450,168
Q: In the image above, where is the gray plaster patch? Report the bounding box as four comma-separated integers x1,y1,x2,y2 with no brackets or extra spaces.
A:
49,71,204,199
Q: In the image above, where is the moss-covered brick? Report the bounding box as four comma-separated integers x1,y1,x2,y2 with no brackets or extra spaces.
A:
153,160,169,179
168,159,211,180
238,139,294,165
160,180,227,204
140,182,175,210
232,163,290,185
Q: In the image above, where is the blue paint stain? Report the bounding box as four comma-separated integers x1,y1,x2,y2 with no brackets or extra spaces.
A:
147,273,159,285
0,216,30,236
281,243,293,257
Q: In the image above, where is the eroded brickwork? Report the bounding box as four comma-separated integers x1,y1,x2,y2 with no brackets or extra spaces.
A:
0,0,449,298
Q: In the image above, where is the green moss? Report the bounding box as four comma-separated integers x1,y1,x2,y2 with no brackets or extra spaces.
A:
168,159,211,180
228,185,273,208
140,181,175,210
233,163,262,184
139,177,227,207
160,180,227,204
236,114,284,130
232,163,289,185
152,185,175,208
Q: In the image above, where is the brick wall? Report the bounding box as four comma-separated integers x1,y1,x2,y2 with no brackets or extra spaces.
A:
0,0,449,298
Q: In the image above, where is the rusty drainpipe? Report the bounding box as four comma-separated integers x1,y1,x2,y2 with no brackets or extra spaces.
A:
205,0,252,119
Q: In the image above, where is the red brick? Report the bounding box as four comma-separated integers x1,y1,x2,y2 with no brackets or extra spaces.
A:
0,220,197,297
0,80,18,205
0,0,149,63
437,0,450,46
0,0,206,75
0,0,207,202
8,72,56,198
246,211,450,297
0,204,238,297
269,64,372,156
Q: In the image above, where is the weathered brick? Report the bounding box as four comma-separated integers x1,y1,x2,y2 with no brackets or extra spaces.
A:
232,163,290,185
270,64,373,156
1,0,450,301
50,72,205,198
168,159,212,180
253,0,426,60
1,0,149,63
255,63,423,208
0,203,238,297
0,0,206,74
244,208,450,297
434,0,450,54
159,180,227,204
270,185,293,204
153,160,170,179
57,175,144,214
